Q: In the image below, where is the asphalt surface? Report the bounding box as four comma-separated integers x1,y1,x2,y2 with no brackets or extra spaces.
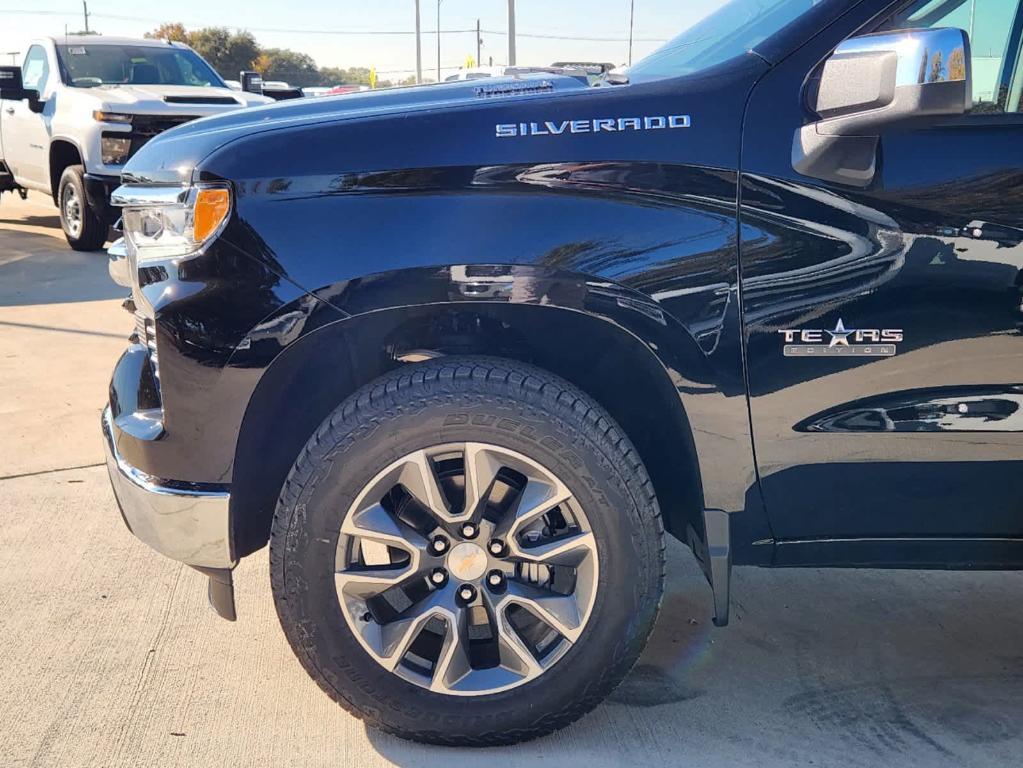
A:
1,192,1021,768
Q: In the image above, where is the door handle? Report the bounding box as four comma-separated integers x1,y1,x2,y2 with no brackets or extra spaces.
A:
3,107,14,115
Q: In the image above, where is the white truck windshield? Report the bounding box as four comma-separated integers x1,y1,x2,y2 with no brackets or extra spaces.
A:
56,45,225,88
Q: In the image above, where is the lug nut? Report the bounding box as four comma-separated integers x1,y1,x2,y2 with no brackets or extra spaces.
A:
457,584,477,603
487,570,505,590
430,568,447,586
460,522,478,539
488,539,506,556
431,535,449,554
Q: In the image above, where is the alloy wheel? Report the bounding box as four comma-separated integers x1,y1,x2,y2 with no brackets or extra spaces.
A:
334,442,599,695
62,184,83,238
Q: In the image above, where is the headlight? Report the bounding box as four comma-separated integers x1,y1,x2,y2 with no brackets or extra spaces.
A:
112,184,232,263
93,110,133,123
101,136,132,165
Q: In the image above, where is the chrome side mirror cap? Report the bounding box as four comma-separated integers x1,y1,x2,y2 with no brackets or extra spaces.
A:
794,27,972,187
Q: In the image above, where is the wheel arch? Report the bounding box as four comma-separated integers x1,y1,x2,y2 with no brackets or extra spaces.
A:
229,300,705,559
48,138,83,203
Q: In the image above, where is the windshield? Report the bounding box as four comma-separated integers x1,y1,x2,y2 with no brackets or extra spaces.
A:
628,0,828,82
56,44,225,88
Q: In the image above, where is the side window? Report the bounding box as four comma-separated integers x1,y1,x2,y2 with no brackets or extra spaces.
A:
22,45,50,92
878,0,1022,112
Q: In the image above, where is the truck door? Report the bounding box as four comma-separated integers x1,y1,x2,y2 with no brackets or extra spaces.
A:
3,45,53,188
740,0,1023,555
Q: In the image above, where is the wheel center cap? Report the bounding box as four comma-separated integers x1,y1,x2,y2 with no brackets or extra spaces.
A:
447,542,487,581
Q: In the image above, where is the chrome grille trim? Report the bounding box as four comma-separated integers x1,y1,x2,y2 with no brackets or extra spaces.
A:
134,312,160,381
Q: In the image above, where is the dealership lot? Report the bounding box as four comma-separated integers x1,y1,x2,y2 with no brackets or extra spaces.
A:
1,192,1022,768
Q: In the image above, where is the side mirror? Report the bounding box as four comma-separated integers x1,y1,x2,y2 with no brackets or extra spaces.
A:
0,66,42,112
793,27,972,187
239,70,263,95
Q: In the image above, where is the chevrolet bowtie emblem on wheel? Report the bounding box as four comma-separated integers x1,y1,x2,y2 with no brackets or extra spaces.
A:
778,318,904,357
495,115,691,138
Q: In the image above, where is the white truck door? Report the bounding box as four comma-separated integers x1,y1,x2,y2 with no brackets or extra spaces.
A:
3,45,53,189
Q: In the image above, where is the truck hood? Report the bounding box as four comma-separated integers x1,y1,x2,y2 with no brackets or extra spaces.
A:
122,74,592,184
89,83,270,112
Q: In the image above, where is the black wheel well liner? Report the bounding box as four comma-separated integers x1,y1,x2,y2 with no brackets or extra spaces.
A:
48,139,82,203
230,303,704,559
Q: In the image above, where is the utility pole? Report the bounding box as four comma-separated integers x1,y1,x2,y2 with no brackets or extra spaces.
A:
507,0,516,66
476,19,481,68
628,0,635,66
415,0,422,84
82,0,90,34
436,0,443,82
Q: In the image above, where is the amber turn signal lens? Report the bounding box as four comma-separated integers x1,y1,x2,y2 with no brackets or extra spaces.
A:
193,188,231,242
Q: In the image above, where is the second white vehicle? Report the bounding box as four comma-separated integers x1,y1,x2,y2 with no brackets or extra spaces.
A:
0,36,271,250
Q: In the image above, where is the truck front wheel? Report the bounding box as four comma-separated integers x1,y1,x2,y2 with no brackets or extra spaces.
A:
58,165,107,251
269,356,665,745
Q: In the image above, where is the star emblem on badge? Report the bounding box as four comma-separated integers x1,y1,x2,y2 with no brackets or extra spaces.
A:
826,318,855,347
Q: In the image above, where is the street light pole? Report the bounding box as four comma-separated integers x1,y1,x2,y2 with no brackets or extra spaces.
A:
415,0,422,84
507,0,516,66
628,0,635,66
436,0,442,82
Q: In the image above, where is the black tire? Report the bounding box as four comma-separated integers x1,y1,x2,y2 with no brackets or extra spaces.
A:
269,356,665,746
57,165,107,251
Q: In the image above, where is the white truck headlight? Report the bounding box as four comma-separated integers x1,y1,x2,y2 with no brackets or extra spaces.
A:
92,110,134,123
111,184,232,263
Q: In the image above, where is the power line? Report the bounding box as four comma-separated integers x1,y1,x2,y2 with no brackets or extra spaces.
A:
504,29,666,42
3,8,668,43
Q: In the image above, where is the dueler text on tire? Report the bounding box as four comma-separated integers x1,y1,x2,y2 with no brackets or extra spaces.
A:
269,357,665,745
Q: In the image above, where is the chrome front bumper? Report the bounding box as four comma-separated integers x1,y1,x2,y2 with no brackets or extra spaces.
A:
107,237,131,288
102,407,234,569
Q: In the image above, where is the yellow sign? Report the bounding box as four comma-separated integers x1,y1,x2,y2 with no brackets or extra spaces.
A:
369,68,377,89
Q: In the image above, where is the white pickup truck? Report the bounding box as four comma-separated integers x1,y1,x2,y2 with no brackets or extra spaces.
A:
0,35,270,250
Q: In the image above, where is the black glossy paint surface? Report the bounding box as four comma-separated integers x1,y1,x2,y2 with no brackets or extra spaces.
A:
106,0,1023,567
110,55,770,551
740,0,1023,541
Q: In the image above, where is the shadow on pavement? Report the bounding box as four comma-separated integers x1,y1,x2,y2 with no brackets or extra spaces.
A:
365,540,1023,768
0,212,62,229
0,227,121,307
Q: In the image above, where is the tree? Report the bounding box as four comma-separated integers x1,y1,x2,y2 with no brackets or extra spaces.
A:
318,66,394,88
255,48,323,87
144,23,189,43
948,46,966,82
140,22,406,89
928,50,945,83
188,28,260,80
319,66,368,85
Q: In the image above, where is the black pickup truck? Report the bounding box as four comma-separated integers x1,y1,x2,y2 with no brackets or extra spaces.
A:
96,0,1022,746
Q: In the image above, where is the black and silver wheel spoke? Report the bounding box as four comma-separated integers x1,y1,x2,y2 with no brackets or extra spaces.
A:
395,450,454,521
365,587,458,670
335,441,598,695
496,579,586,643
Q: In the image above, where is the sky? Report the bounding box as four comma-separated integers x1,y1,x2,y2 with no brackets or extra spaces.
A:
1,0,725,79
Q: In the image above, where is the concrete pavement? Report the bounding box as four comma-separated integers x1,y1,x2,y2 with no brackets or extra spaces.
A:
1,192,1021,768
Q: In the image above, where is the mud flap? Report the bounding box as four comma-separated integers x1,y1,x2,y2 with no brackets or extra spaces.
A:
688,509,733,627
